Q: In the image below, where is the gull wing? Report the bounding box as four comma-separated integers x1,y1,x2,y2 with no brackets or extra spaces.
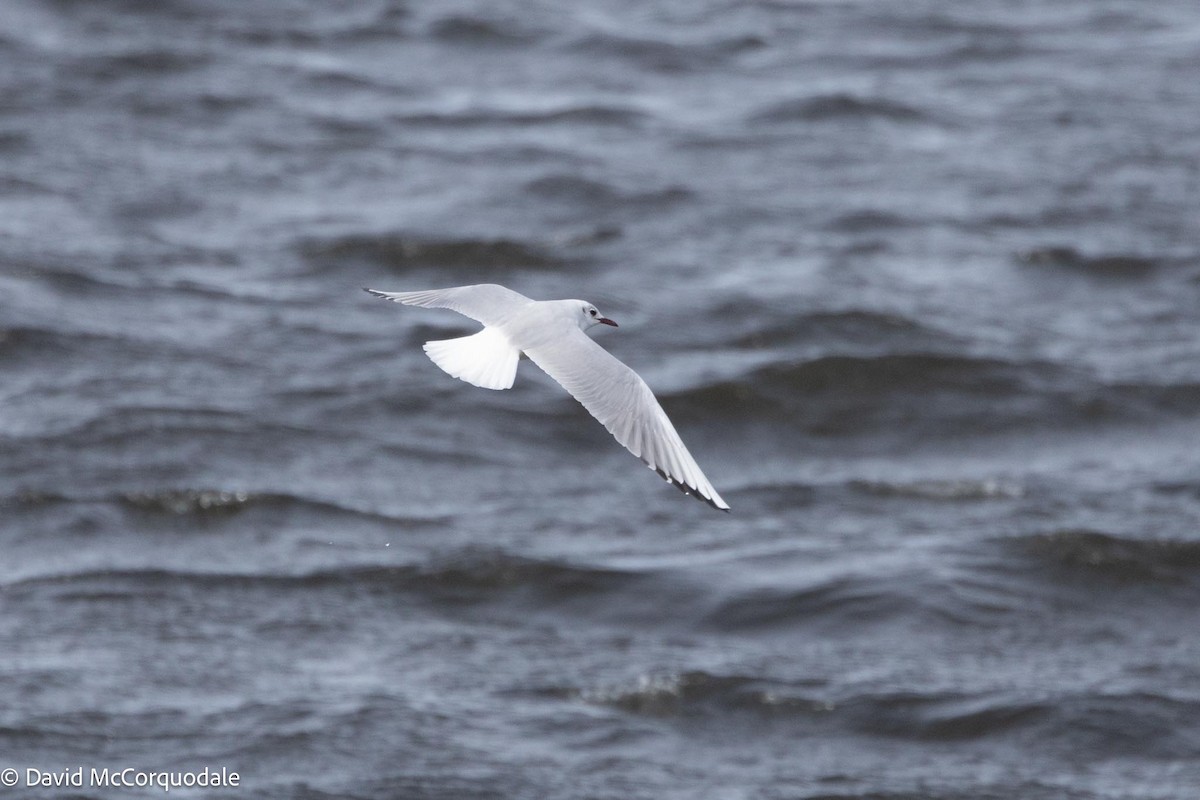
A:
525,329,729,511
364,284,534,327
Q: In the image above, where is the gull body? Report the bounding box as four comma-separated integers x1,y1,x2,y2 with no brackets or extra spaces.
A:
365,284,729,511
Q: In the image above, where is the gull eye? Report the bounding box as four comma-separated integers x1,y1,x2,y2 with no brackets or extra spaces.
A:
589,308,597,317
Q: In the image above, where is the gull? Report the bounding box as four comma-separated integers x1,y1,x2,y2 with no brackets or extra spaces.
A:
365,284,729,511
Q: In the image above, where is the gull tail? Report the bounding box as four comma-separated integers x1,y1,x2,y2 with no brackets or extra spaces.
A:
423,327,519,390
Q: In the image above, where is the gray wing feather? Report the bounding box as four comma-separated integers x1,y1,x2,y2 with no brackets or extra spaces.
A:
525,330,729,511
364,284,533,327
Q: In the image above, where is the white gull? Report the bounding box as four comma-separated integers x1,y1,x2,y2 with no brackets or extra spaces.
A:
365,283,729,511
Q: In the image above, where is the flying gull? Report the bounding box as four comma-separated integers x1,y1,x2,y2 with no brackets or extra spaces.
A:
365,284,729,511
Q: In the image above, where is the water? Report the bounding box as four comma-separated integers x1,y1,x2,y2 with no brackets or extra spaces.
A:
3,1,1200,798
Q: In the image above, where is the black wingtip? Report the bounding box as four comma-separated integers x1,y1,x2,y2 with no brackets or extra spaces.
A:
651,465,729,512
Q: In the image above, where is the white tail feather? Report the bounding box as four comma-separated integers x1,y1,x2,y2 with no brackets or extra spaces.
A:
422,327,519,390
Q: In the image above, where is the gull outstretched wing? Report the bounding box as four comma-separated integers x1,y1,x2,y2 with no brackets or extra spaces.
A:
364,284,534,327
525,329,729,511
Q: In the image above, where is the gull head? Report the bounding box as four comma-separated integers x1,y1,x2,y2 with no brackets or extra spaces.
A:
576,301,618,330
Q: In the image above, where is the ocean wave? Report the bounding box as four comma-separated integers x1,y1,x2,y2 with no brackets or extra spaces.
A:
400,549,648,604
748,93,928,124
0,325,80,361
711,306,958,352
864,688,1200,758
564,31,765,73
573,671,1200,757
0,326,192,414
766,353,1035,394
0,705,191,746
0,487,442,529
0,399,489,473
664,353,1200,435
1009,529,1200,583
734,481,819,512
860,12,1029,66
214,5,410,50
1016,246,1160,278
0,130,30,154
22,263,141,295
737,476,1022,516
522,174,693,211
427,14,544,46
117,488,349,519
6,405,252,446
572,672,1043,740
68,49,210,81
1153,481,1200,501
823,209,916,233
3,487,253,516
702,575,907,631
299,232,571,273
392,104,647,128
1029,691,1200,760
841,688,1200,758
574,670,825,718
664,353,1045,430
4,550,651,608
840,690,1047,741
849,478,1023,502
303,114,387,146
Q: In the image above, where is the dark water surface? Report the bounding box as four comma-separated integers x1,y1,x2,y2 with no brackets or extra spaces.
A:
3,1,1200,798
